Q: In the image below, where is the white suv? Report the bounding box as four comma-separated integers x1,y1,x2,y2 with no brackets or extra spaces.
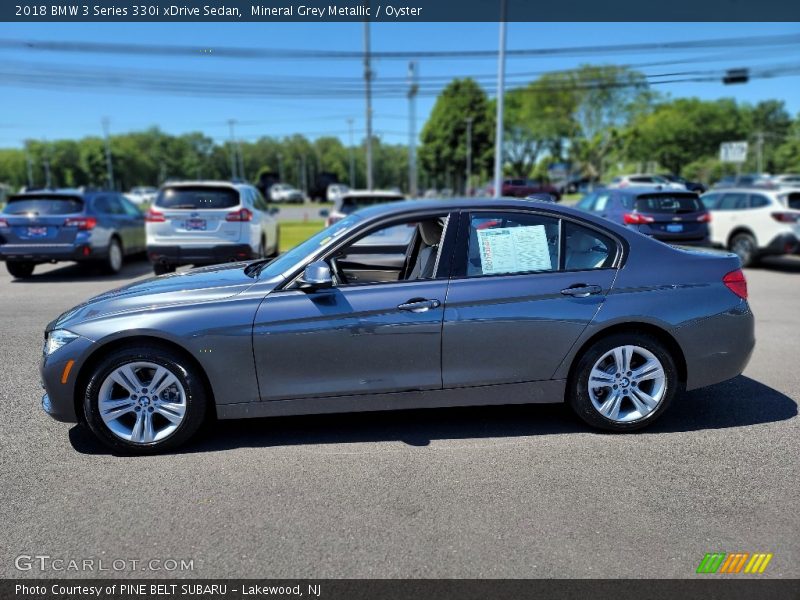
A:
700,187,800,267
146,181,278,275
608,174,685,190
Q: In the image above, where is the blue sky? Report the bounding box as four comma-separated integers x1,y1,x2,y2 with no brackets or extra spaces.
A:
1,22,799,148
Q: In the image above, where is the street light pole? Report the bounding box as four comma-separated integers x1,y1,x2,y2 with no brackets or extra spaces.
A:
102,117,114,190
465,117,473,196
408,61,419,197
492,0,507,199
227,118,238,180
347,118,355,188
364,17,374,191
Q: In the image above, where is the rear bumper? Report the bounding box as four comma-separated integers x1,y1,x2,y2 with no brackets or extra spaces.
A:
147,243,255,266
760,232,799,256
0,243,96,262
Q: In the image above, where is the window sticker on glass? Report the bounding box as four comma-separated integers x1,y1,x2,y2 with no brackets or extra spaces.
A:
476,225,553,275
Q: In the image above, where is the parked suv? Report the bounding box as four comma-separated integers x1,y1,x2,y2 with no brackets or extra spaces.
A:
0,189,145,279
700,188,800,266
576,187,710,246
145,181,278,275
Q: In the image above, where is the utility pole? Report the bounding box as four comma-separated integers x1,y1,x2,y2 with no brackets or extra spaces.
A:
101,117,114,190
465,117,474,196
346,118,355,188
756,131,764,174
24,142,34,188
407,61,419,197
227,118,238,180
364,17,374,191
277,153,284,181
492,0,507,199
237,139,245,181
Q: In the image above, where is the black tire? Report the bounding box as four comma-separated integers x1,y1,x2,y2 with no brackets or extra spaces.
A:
103,237,124,274
6,261,35,279
567,332,678,432
153,263,176,276
729,232,759,268
83,345,208,454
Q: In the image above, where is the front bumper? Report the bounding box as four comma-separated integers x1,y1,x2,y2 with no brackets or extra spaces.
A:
147,243,255,266
40,334,95,423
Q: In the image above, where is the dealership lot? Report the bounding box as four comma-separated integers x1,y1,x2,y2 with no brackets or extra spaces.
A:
0,257,798,578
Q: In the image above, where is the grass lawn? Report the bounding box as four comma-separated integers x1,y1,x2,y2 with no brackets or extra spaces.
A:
560,193,582,205
279,220,325,253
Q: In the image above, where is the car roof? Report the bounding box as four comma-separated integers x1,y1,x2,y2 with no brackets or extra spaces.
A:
611,186,697,196
341,190,405,199
702,187,782,196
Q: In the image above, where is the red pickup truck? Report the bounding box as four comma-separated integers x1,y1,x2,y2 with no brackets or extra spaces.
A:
486,178,561,201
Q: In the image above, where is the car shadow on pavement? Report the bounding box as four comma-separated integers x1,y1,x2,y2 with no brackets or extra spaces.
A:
9,258,152,283
67,375,796,456
754,256,800,273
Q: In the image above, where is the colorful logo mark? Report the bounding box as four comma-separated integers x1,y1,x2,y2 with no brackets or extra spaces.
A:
696,552,773,574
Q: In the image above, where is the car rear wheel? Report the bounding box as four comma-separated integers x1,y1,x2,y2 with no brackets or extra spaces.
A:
567,333,677,432
83,346,207,454
103,238,124,274
6,261,35,279
729,233,758,268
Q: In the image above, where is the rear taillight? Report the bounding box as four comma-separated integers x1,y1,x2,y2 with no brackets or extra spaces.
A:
623,212,654,225
64,217,97,231
226,208,253,222
145,209,165,223
723,269,748,300
771,212,800,223
0,218,8,227
697,213,712,223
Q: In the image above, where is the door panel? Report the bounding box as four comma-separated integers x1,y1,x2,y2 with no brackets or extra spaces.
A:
442,269,616,387
253,279,448,401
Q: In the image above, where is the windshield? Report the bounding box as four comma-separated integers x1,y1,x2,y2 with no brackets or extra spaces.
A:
339,194,403,214
4,195,83,215
634,194,703,213
252,214,363,278
156,186,239,210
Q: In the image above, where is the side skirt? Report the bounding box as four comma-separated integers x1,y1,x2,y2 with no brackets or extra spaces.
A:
217,379,566,420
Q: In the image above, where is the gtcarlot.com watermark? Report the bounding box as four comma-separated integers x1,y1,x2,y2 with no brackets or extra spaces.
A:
15,554,194,573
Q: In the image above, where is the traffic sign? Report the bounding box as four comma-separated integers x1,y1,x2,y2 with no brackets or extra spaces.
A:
720,141,748,163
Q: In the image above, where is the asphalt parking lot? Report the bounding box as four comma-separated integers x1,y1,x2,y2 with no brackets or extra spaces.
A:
1,256,798,579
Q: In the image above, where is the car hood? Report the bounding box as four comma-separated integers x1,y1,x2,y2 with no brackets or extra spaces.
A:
51,262,267,330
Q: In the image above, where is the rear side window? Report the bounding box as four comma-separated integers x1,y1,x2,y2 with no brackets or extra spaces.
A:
4,195,83,215
749,195,771,209
784,193,800,210
467,213,560,277
156,187,240,210
634,194,702,213
564,222,615,271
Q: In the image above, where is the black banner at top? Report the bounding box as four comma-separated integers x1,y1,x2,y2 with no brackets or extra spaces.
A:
3,0,800,22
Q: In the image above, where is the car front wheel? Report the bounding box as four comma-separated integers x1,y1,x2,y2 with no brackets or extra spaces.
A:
83,346,208,454
567,333,677,432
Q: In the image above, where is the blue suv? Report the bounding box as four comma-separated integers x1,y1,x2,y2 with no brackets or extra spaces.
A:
0,189,145,279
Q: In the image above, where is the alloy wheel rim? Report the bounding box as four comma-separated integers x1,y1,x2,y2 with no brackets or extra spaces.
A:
587,345,666,423
733,238,752,262
98,361,187,444
109,242,123,271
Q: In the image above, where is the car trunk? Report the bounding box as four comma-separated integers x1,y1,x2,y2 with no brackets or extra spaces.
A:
633,193,708,241
152,186,242,244
1,195,85,245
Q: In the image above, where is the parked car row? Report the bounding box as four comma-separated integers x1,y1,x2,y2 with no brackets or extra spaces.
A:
574,185,800,267
0,181,280,278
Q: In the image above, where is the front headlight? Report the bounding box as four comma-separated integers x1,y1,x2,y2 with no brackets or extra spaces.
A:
44,329,79,356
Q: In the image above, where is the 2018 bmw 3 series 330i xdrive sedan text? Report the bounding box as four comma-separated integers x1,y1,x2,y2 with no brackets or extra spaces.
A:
41,199,755,454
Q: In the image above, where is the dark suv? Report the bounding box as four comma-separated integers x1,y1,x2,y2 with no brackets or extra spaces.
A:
0,189,145,279
576,187,711,246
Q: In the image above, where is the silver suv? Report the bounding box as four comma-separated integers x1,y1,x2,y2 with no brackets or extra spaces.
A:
145,181,278,275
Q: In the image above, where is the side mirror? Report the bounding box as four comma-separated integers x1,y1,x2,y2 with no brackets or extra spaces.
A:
298,261,333,290
268,207,280,215
318,209,330,218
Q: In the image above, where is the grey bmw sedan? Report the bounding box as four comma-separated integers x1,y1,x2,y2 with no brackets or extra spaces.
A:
41,198,754,453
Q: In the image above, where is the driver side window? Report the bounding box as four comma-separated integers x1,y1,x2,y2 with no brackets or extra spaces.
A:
329,215,449,286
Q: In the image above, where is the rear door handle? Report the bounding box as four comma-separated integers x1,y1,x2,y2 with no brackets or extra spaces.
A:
561,284,603,298
398,298,441,312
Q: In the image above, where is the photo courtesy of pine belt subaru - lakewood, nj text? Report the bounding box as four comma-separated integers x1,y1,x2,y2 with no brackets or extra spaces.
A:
40,198,755,454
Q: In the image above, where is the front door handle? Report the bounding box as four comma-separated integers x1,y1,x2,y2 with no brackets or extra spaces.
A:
398,298,441,312
561,284,603,298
